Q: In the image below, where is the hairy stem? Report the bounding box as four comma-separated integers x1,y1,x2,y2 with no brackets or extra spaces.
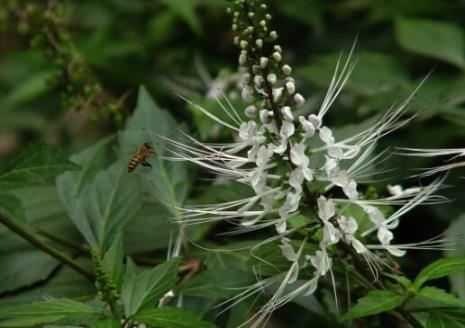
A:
0,214,95,281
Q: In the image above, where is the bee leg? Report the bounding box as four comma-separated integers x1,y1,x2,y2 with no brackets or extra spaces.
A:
141,160,152,168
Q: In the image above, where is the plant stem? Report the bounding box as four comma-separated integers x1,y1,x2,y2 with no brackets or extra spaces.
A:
0,214,95,281
397,308,424,328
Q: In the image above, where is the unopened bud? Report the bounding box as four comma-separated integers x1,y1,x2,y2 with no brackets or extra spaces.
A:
308,114,321,129
282,65,292,76
240,40,248,49
294,93,305,108
274,45,282,53
242,86,253,102
281,106,294,121
239,53,247,66
259,109,269,123
285,81,295,95
245,105,257,118
272,52,282,62
254,75,264,87
272,88,283,103
255,39,263,49
269,31,278,40
267,73,277,85
260,57,269,68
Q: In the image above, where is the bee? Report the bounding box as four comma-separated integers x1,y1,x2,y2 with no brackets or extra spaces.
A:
127,142,156,172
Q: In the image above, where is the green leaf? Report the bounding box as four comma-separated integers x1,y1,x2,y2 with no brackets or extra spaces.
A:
446,215,465,299
124,199,179,254
3,70,56,108
417,286,465,307
384,273,412,288
0,299,101,326
299,52,410,96
414,256,465,290
341,290,406,321
0,250,57,294
57,162,143,251
0,266,95,308
427,308,465,328
0,143,80,191
118,86,190,216
395,17,465,68
102,233,124,292
121,258,180,316
90,317,121,328
135,308,216,328
160,0,202,35
0,192,59,293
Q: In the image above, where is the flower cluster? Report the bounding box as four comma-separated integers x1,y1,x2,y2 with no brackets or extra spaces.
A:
159,0,449,326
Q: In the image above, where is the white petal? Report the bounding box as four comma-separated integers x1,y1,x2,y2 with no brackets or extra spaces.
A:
387,246,406,257
317,196,336,222
319,126,335,145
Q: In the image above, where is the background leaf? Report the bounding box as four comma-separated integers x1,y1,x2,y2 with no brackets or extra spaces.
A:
122,258,180,316
135,307,216,328
0,144,80,191
395,17,465,68
341,290,406,321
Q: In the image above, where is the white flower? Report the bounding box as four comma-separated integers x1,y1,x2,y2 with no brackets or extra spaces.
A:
298,116,315,138
337,216,366,254
317,196,340,246
290,143,313,181
281,106,294,121
319,126,344,159
280,237,298,261
309,249,332,276
277,190,301,233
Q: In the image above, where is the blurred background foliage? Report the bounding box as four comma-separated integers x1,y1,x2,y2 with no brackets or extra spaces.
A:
1,0,465,326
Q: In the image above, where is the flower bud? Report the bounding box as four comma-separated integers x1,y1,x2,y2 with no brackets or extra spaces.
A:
308,114,321,129
239,53,247,66
267,73,277,85
272,87,283,103
281,106,294,121
272,52,282,62
240,40,248,49
259,109,269,123
294,93,305,108
254,75,264,87
255,39,263,49
242,86,253,102
274,45,282,53
282,65,292,76
285,81,295,95
270,31,278,40
245,105,257,118
260,57,269,68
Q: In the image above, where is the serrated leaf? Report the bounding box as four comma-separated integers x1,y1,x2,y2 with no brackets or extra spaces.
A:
102,233,124,292
384,273,412,288
57,162,143,251
417,286,465,307
0,193,59,293
135,308,216,328
118,86,190,216
0,143,80,190
395,17,465,68
414,256,465,290
427,308,465,328
341,290,406,321
0,299,101,327
122,258,180,316
0,266,95,308
90,317,121,328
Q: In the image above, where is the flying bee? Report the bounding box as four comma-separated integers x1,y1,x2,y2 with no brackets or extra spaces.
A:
127,142,156,172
